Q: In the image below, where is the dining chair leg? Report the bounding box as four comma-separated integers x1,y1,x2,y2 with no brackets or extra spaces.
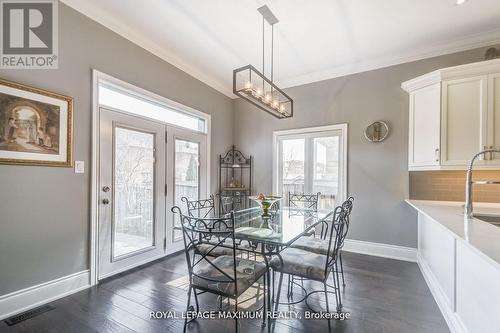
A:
193,290,200,312
324,282,331,330
340,251,346,287
234,298,239,333
334,261,343,312
275,272,284,312
183,285,192,333
262,275,266,327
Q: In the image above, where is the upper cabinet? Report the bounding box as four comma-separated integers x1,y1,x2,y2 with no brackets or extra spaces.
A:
402,59,500,171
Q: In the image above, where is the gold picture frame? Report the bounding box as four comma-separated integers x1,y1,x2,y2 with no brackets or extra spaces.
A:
0,78,73,167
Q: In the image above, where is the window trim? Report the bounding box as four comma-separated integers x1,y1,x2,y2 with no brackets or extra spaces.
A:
272,124,348,204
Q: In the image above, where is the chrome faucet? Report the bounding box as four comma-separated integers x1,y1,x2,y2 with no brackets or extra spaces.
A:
464,149,500,219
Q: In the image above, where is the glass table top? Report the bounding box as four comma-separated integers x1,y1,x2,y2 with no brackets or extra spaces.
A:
233,207,334,246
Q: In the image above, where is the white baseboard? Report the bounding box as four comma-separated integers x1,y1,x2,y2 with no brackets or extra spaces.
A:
0,270,90,321
342,239,417,262
417,253,468,333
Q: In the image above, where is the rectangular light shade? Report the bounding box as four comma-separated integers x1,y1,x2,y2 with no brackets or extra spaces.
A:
233,65,293,119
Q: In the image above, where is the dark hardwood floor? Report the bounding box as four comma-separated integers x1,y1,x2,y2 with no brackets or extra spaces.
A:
0,252,449,333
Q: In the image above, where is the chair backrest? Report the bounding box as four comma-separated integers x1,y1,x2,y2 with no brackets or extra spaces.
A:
289,192,321,209
318,197,354,240
323,205,348,275
171,206,240,296
217,194,244,215
181,195,216,218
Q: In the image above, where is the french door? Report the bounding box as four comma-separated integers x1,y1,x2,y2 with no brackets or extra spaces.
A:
273,125,347,209
98,108,208,279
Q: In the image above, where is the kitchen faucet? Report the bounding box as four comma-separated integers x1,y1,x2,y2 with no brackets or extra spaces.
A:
464,149,500,219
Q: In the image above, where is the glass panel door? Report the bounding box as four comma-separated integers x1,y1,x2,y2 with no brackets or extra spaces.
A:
313,136,340,209
113,127,155,258
275,127,346,209
99,108,166,279
173,139,200,240
281,138,305,204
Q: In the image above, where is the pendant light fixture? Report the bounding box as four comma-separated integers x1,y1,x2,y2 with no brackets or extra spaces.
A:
233,5,293,119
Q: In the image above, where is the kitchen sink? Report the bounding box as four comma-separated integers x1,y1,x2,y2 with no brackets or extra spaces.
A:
474,214,500,227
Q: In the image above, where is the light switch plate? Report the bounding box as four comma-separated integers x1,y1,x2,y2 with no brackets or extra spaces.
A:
75,161,85,174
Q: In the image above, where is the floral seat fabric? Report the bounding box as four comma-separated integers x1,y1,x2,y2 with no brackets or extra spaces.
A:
195,243,239,257
192,255,266,297
289,236,334,256
270,247,329,282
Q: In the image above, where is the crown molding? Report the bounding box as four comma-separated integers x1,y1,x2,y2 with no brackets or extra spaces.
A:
401,57,500,92
277,28,500,90
60,0,235,98
62,0,500,99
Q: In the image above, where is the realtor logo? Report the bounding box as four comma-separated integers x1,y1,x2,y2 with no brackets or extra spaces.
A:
0,0,58,69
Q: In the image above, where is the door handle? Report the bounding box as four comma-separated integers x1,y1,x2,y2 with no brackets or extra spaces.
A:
102,186,111,192
102,198,110,205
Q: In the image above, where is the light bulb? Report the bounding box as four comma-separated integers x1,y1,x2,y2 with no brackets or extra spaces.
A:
456,0,466,4
272,100,279,108
244,81,252,90
255,88,262,97
264,93,272,103
280,104,286,112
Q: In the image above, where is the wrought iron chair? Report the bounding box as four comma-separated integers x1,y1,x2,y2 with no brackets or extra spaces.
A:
289,197,354,289
181,196,237,258
181,195,216,218
288,192,321,209
271,205,348,314
171,206,268,332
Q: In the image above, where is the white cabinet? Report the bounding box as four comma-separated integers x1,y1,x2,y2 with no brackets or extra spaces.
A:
408,84,441,168
402,59,500,170
441,76,488,166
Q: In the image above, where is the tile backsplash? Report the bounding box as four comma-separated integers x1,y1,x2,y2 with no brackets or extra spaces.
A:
409,170,500,203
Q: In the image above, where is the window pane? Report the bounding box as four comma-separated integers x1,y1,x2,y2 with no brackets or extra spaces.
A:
174,139,200,240
313,136,339,209
282,139,305,201
113,127,155,258
99,84,206,133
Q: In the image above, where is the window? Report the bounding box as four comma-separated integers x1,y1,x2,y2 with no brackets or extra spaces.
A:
99,83,207,133
273,124,347,209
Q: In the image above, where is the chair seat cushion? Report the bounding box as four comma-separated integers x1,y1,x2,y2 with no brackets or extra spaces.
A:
270,247,329,282
192,256,267,296
289,236,332,256
195,243,239,257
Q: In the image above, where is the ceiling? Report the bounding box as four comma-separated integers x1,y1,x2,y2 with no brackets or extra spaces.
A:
62,0,500,98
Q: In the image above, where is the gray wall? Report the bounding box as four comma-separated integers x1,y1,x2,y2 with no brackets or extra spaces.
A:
0,4,233,295
233,45,497,248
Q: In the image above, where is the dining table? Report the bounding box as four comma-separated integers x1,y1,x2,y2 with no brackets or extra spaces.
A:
230,206,336,313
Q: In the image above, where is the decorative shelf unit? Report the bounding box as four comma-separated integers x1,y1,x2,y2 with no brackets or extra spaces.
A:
218,145,252,212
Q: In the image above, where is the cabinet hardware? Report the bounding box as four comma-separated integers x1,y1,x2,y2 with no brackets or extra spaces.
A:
435,148,440,162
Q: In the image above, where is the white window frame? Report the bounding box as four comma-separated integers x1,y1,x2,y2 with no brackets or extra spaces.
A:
90,70,211,285
272,124,348,204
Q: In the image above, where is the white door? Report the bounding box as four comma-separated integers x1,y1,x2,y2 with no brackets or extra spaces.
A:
168,127,208,244
98,108,166,279
441,76,488,166
274,125,347,209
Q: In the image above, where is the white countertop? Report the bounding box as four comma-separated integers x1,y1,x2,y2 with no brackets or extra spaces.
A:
406,199,500,269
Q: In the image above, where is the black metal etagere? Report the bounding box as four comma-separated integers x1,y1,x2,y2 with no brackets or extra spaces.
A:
218,145,252,213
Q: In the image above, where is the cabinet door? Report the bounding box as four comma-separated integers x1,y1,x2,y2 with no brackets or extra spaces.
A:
441,76,488,166
487,73,500,163
408,84,441,169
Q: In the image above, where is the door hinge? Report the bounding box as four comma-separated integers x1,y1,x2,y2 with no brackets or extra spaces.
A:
165,184,168,196
165,131,168,143
163,237,167,250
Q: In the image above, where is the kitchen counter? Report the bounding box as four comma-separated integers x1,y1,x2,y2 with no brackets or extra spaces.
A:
406,199,500,269
406,199,500,333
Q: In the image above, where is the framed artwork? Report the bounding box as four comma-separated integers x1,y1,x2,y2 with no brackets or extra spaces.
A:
0,78,73,167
